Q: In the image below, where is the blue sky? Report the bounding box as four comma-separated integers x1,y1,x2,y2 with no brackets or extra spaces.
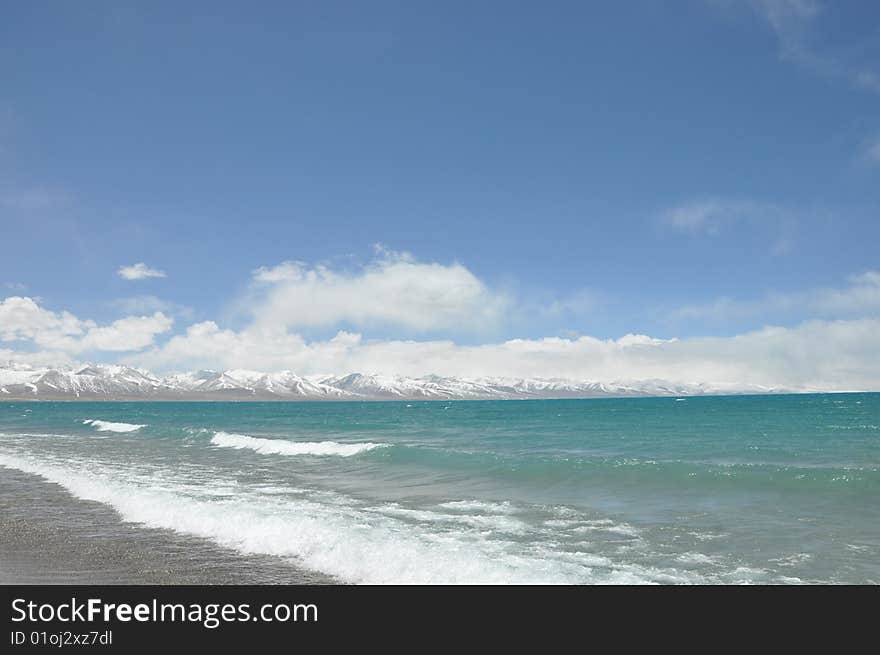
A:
1,1,879,387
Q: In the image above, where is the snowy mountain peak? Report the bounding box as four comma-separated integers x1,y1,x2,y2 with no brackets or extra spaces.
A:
0,364,797,401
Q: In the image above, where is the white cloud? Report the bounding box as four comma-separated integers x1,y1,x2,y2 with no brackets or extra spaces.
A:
126,317,880,391
0,296,87,345
110,295,194,320
252,261,306,283
0,348,77,368
78,314,174,352
117,262,167,281
0,296,172,354
246,250,509,332
673,270,880,321
543,290,601,317
661,199,732,234
748,0,880,95
130,322,309,373
659,197,790,241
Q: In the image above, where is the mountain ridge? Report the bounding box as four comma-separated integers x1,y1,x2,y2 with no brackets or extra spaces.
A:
0,364,801,401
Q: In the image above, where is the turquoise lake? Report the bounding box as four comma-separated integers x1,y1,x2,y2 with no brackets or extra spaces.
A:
1,394,878,583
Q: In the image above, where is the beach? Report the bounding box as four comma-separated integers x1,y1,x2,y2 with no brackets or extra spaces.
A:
0,467,328,585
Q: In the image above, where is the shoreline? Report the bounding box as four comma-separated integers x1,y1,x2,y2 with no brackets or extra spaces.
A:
0,467,332,585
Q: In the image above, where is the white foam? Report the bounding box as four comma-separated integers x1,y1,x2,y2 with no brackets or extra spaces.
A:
210,431,387,457
544,519,579,528
604,523,641,537
82,420,145,433
438,500,518,514
0,451,708,584
675,552,717,565
370,504,530,535
768,553,813,566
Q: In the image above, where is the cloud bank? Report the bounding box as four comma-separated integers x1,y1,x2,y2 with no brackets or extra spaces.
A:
673,271,880,322
4,252,880,391
0,296,172,355
122,318,880,391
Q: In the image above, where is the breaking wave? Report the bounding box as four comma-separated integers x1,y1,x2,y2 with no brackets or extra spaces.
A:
0,452,703,584
83,419,145,433
210,431,388,457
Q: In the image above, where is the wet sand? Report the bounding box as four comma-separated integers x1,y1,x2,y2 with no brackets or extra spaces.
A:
0,467,332,584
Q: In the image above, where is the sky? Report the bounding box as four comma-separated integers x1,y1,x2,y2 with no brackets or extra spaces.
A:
1,1,879,389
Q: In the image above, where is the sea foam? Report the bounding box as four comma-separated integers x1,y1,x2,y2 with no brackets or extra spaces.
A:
0,452,688,584
438,500,518,514
83,419,145,433
210,431,387,457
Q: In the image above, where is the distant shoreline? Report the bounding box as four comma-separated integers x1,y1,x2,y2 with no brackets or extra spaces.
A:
0,390,874,403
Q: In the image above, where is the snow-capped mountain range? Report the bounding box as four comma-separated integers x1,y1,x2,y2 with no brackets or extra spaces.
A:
0,364,797,401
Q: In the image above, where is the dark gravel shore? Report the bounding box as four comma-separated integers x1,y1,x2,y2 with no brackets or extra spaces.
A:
0,466,332,584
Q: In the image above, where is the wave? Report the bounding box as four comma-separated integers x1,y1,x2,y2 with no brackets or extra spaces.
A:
210,431,387,457
379,445,880,491
438,500,518,514
82,419,145,433
366,503,530,535
0,451,707,584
